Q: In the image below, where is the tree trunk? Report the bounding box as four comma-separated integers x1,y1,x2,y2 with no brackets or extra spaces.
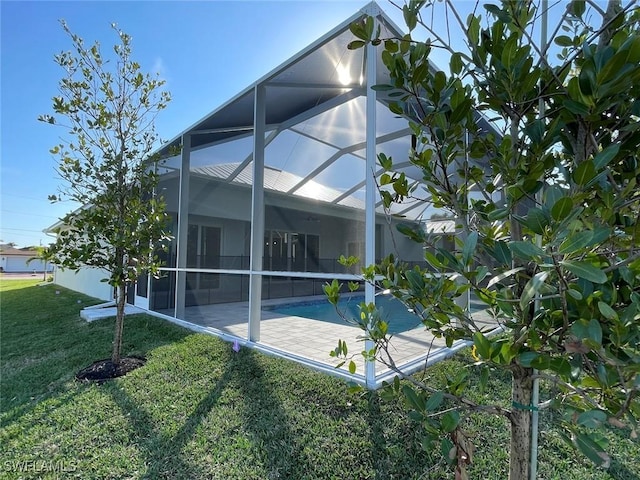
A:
509,365,534,480
112,283,126,365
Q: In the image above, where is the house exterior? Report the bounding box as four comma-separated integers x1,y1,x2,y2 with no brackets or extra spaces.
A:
47,2,496,387
0,245,51,273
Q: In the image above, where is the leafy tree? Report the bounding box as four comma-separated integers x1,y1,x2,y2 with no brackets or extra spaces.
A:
39,21,172,366
327,1,640,478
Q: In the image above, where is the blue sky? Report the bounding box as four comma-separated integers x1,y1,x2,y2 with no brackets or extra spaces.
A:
1,0,399,247
1,0,598,248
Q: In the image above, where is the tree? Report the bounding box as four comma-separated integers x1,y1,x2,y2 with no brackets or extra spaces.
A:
327,1,640,478
27,245,50,281
39,21,172,368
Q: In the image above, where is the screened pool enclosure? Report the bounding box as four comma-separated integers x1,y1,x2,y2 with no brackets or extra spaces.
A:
129,2,497,388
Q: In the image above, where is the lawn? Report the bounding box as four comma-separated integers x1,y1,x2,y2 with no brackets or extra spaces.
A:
1,279,638,479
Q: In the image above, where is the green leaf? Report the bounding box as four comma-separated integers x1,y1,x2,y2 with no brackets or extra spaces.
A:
371,84,395,92
592,144,620,170
406,269,425,293
564,99,591,116
488,207,510,221
524,118,545,145
403,4,417,31
388,102,404,115
491,240,512,266
475,265,489,283
570,0,586,16
548,357,572,377
520,271,550,310
523,208,549,235
478,365,489,394
587,318,603,345
467,14,480,45
378,152,392,170
577,410,607,429
573,431,611,467
589,226,611,246
440,438,455,463
531,354,551,370
561,260,607,284
424,251,444,269
425,391,444,411
551,196,573,221
573,160,596,185
450,52,463,74
441,410,460,433
597,301,618,321
462,232,478,265
384,39,398,53
555,35,574,47
510,241,545,260
473,332,491,359
402,385,424,412
412,62,429,84
484,3,510,22
349,20,370,41
397,223,425,243
348,360,356,374
487,267,525,288
518,351,539,367
501,34,518,70
568,288,583,300
558,230,594,254
578,64,596,96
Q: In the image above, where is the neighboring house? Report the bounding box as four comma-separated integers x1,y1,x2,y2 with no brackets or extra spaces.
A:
0,245,51,273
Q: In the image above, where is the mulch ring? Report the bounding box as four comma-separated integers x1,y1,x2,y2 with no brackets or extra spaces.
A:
76,356,146,383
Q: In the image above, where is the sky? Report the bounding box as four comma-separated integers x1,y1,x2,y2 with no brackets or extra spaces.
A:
1,0,406,248
0,0,608,248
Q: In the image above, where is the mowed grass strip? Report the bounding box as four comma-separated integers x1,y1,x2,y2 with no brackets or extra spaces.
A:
1,280,638,479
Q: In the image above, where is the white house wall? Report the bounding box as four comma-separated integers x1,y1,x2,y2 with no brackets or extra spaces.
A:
54,267,113,301
161,173,425,268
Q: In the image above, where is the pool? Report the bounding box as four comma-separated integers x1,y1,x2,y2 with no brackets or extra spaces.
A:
265,296,425,334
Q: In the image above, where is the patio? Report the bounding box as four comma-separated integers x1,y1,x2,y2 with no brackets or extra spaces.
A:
157,296,499,385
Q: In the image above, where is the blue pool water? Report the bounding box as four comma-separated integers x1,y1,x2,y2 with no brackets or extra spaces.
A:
266,296,424,334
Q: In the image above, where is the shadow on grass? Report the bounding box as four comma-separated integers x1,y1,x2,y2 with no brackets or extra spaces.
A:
233,349,311,480
107,352,235,480
608,459,640,480
366,391,398,478
0,282,193,443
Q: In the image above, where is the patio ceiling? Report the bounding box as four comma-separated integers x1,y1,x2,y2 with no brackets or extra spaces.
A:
158,2,404,153
156,2,496,224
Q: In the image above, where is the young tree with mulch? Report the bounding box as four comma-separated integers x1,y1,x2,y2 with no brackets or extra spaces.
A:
40,21,172,378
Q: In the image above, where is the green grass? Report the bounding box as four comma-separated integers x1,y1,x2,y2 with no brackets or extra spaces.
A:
1,279,638,479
